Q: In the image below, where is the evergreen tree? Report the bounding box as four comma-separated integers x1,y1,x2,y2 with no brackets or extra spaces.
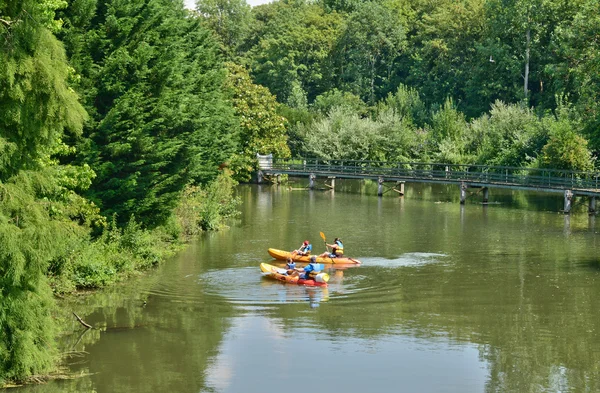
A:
59,0,237,227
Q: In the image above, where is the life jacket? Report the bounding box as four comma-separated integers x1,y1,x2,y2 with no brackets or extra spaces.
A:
286,261,296,270
333,240,344,256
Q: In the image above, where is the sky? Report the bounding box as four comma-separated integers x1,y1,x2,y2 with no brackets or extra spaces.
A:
184,0,272,8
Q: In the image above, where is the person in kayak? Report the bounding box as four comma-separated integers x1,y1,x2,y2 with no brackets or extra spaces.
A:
300,256,320,280
285,257,296,275
291,240,312,258
319,238,344,258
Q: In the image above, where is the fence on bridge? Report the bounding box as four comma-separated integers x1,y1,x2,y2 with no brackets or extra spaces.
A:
257,157,600,213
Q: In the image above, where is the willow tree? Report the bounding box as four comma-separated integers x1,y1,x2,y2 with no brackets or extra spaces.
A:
0,0,87,383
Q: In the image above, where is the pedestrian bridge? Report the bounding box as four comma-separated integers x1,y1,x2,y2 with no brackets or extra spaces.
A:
257,156,600,214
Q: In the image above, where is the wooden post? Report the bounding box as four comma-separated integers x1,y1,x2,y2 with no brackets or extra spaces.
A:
460,182,467,204
563,190,573,214
327,177,336,189
589,196,596,215
378,177,384,196
275,174,281,184
393,181,405,196
257,170,263,184
482,187,489,204
309,173,316,189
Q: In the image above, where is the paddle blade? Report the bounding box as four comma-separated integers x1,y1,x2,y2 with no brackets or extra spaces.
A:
319,231,326,242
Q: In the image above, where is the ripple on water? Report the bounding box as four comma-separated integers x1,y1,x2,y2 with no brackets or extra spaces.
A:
359,252,447,268
146,253,447,307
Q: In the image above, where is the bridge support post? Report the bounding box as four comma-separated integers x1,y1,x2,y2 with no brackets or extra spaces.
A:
275,174,281,184
563,190,573,214
378,177,384,196
326,176,336,190
309,173,316,189
393,181,405,196
460,182,467,204
257,170,264,184
589,196,596,215
483,187,489,203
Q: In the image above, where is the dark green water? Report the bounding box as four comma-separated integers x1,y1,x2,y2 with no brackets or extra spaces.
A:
17,181,600,393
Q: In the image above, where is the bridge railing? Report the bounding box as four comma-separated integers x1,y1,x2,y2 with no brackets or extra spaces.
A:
269,158,600,191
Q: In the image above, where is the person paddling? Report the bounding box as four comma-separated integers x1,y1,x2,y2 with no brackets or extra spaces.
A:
319,237,343,258
291,240,312,258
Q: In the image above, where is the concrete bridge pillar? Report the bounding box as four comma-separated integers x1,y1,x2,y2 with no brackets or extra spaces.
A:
460,182,467,204
309,173,316,189
563,190,573,213
589,196,596,215
378,177,384,196
483,187,489,203
257,170,263,184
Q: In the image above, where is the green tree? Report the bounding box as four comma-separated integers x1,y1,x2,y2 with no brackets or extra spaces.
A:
548,0,600,151
406,0,485,116
333,1,406,104
0,0,88,382
470,101,547,167
225,62,290,180
59,0,237,227
195,0,252,59
246,1,343,103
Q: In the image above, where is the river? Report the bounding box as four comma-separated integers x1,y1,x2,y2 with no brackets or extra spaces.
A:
17,181,600,392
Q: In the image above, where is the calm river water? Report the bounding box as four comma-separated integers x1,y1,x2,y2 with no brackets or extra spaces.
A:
17,181,600,393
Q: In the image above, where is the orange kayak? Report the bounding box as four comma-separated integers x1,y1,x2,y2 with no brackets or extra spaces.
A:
268,248,361,265
260,263,329,287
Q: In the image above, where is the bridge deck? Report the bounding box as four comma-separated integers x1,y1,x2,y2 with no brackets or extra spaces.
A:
261,158,600,197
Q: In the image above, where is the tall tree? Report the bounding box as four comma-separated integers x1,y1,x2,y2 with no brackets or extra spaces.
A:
548,0,600,151
0,0,88,382
405,0,485,116
59,0,237,227
195,0,252,59
332,1,406,104
245,1,343,103
225,62,290,180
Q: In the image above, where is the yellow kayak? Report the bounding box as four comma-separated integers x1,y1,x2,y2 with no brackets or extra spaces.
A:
260,263,329,287
268,248,361,265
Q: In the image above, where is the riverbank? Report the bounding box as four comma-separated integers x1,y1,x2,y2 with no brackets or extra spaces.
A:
0,172,240,387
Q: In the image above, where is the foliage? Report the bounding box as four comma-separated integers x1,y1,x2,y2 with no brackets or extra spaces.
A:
332,1,406,104
407,0,486,116
470,101,548,167
547,0,600,151
225,62,290,181
0,0,87,180
245,1,343,103
311,89,368,117
175,170,241,236
299,106,422,161
378,84,428,127
58,0,237,228
195,0,252,59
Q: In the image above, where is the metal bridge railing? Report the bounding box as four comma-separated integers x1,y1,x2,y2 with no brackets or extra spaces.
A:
267,158,600,191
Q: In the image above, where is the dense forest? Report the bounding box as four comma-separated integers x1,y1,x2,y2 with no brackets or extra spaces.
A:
0,0,598,384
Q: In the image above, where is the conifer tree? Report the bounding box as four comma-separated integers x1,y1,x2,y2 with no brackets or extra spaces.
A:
59,0,237,227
